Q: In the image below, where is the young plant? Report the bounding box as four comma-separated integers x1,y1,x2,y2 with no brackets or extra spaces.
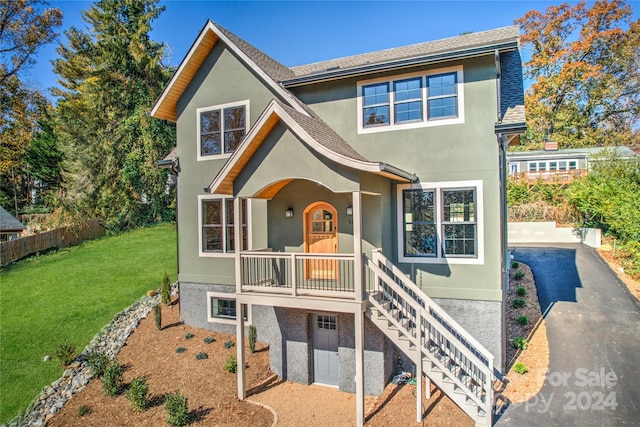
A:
101,360,124,396
184,332,194,340
512,298,526,309
511,261,520,269
126,377,150,411
87,350,110,377
175,347,187,354
516,286,527,297
248,325,257,354
517,315,530,326
195,352,208,360
513,362,528,374
203,336,215,344
154,304,162,330
56,340,77,367
165,390,189,427
161,271,171,306
512,337,528,351
78,405,90,417
224,340,234,349
514,271,525,280
224,355,237,373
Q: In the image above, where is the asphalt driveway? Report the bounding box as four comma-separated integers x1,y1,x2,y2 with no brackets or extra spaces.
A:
497,243,640,426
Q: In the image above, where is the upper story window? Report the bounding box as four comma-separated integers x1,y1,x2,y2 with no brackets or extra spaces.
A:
197,100,249,161
357,66,464,134
397,180,483,264
198,196,248,256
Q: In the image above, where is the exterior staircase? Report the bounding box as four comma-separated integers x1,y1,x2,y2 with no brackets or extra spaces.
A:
364,250,506,426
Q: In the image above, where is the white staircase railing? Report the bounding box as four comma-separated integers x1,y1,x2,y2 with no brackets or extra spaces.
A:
365,250,500,426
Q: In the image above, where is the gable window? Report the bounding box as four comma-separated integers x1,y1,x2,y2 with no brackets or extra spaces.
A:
207,292,250,325
197,101,249,160
362,82,390,126
397,181,483,264
199,196,248,256
358,66,463,133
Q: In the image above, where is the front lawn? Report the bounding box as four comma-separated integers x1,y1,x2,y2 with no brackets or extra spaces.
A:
0,223,177,423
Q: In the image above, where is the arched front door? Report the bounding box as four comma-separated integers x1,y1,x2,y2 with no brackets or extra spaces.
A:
304,202,338,280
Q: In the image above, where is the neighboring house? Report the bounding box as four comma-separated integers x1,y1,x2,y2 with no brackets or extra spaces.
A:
0,206,26,242
152,21,525,426
507,143,638,183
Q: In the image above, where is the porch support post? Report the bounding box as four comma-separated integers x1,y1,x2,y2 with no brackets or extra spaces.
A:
234,197,246,399
415,309,423,422
352,191,363,301
355,307,365,427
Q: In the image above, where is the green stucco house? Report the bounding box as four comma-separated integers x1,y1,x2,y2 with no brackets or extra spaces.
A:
152,21,525,426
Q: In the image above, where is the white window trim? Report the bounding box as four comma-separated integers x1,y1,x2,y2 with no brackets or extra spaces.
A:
198,195,252,258
357,66,464,134
206,291,252,325
396,180,484,265
527,159,580,172
196,100,250,161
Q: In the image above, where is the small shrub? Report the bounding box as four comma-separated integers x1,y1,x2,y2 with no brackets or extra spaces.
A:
514,271,525,281
154,304,162,330
175,347,186,354
516,286,527,297
512,298,526,309
512,336,528,350
56,340,77,367
224,355,237,373
161,271,171,306
126,377,150,411
248,325,257,354
195,352,208,360
513,362,528,374
203,336,215,344
517,315,530,325
87,350,110,377
224,340,234,349
78,405,90,417
185,332,194,340
511,261,520,269
101,360,124,396
165,390,189,427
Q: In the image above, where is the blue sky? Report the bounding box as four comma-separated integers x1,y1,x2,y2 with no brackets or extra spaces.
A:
24,0,640,98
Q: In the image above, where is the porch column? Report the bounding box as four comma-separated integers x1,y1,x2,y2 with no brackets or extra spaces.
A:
234,197,246,399
415,309,423,422
352,191,363,301
355,307,365,427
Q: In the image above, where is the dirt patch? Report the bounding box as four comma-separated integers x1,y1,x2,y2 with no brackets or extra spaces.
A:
503,262,549,403
598,244,640,302
48,297,273,427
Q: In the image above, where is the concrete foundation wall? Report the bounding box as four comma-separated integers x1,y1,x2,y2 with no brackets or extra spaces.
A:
508,221,601,248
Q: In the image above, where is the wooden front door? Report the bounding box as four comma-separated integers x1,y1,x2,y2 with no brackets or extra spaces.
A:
304,202,338,280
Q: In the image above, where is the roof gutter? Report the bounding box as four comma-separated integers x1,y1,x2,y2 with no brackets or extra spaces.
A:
380,163,418,182
283,41,518,87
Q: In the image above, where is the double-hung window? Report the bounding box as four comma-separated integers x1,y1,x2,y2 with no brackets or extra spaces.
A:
358,66,463,133
199,196,248,256
398,181,483,264
197,101,249,160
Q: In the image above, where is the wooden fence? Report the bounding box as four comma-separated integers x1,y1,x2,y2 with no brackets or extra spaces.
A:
0,219,105,265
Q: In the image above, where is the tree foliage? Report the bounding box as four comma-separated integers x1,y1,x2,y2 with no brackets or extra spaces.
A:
53,0,175,230
517,0,640,148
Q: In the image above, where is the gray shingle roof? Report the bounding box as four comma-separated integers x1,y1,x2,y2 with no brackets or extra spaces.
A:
0,206,26,232
290,26,520,78
502,105,526,125
276,101,368,162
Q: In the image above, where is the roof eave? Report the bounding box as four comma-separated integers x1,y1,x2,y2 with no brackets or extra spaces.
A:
282,41,518,87
495,122,527,135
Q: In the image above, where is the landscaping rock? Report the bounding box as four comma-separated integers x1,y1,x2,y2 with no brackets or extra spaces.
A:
0,283,178,427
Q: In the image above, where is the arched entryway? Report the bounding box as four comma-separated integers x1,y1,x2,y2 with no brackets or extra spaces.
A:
304,201,338,280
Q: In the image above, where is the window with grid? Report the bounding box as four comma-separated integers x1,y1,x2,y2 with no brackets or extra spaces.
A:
201,198,247,253
362,82,390,127
427,72,458,119
442,189,476,256
394,78,422,123
199,102,247,157
317,315,337,330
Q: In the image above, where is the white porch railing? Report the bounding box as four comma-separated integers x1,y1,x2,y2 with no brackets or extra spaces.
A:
240,251,356,298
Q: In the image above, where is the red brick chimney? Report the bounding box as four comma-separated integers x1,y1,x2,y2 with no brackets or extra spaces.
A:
544,141,558,151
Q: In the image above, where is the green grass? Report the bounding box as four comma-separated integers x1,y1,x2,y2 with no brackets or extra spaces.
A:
0,224,176,423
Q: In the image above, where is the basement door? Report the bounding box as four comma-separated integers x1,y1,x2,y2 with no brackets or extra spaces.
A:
312,314,339,386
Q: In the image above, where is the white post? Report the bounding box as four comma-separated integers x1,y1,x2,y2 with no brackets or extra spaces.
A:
355,308,365,427
352,191,363,300
236,303,246,399
415,308,423,422
291,254,297,296
234,197,242,294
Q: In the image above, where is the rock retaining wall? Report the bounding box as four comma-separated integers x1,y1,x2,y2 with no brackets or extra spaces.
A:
2,284,178,427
